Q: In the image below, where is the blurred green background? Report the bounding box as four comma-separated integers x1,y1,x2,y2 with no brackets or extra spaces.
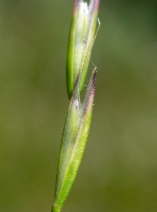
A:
0,0,157,211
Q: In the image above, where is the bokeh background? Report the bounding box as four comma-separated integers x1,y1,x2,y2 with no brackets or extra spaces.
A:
0,0,157,211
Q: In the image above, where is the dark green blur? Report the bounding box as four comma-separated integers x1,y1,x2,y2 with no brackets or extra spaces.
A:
0,0,157,211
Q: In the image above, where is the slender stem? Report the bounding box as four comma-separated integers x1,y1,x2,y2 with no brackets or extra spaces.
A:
51,206,61,212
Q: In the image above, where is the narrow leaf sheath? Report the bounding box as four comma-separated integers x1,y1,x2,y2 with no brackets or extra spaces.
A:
52,70,97,212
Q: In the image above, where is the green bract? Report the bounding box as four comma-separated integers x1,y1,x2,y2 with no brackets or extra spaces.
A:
66,0,100,99
52,69,97,212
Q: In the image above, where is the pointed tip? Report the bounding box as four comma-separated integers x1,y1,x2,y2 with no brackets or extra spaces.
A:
92,69,97,92
89,68,97,103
